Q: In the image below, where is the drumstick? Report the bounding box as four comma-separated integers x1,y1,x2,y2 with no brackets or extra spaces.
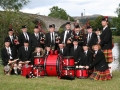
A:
8,58,19,65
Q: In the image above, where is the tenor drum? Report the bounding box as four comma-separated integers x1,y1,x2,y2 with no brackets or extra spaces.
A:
44,54,62,76
34,56,44,66
75,68,88,78
33,66,45,76
21,64,32,76
62,56,75,67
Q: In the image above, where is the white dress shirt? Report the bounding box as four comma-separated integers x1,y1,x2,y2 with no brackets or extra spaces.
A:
50,32,55,43
103,25,108,31
24,33,29,40
6,47,13,59
63,30,69,43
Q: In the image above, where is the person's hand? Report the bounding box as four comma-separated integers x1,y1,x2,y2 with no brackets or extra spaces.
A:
56,40,59,43
98,39,101,44
85,66,89,69
40,41,44,44
25,61,30,64
75,62,78,64
8,60,13,64
67,40,71,44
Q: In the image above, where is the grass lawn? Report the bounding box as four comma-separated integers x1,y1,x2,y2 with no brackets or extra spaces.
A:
113,36,120,43
0,65,120,90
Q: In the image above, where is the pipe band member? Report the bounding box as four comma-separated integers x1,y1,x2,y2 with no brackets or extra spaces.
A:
86,44,112,81
1,39,18,75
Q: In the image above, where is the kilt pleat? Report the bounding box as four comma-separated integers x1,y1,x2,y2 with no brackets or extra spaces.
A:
90,69,112,81
103,49,113,63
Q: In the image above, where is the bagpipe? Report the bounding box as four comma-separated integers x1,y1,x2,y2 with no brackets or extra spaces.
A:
4,59,19,75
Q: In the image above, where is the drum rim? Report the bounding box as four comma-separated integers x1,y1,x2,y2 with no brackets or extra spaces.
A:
34,56,43,58
63,56,74,58
75,68,86,70
62,66,75,70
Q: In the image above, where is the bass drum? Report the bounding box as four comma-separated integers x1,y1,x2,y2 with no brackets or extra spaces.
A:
44,54,62,76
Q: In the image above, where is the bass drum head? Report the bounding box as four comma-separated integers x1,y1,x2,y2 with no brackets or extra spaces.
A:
44,54,62,76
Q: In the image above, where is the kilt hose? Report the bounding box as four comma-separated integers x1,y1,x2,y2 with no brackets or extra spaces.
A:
103,49,113,63
90,69,112,81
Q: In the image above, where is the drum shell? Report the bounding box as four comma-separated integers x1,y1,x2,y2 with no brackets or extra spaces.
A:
62,56,74,67
33,66,45,76
21,65,32,76
45,55,61,76
60,67,75,77
75,68,88,78
34,57,44,66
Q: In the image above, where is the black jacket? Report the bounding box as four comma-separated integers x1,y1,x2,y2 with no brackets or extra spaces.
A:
1,47,17,66
45,32,59,50
85,33,98,49
70,46,82,62
89,50,108,71
29,33,42,49
73,31,85,46
18,46,32,62
60,30,73,44
57,47,67,56
79,50,93,66
100,27,112,50
5,36,18,48
18,32,30,47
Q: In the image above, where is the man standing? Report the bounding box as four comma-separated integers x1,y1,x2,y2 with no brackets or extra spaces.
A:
99,17,113,76
45,24,59,50
61,22,73,56
18,25,30,47
85,26,98,49
5,29,19,49
73,24,85,47
61,22,73,44
29,26,42,52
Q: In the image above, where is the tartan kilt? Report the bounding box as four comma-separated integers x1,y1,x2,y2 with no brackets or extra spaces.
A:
103,49,113,63
90,69,112,81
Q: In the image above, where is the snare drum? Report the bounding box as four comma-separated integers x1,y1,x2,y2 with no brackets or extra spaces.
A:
75,67,88,78
33,66,45,76
60,67,75,77
44,54,62,76
62,56,75,67
21,64,32,76
34,56,44,66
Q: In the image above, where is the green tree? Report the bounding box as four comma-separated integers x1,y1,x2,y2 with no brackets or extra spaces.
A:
89,20,96,30
115,3,120,15
89,16,103,30
0,0,29,11
48,6,74,21
0,0,31,50
94,16,103,30
112,3,120,35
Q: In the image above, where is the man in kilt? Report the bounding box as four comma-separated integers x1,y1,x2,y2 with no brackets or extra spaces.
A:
99,17,113,76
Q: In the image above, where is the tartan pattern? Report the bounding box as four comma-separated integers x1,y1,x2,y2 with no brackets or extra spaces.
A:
90,69,112,81
103,49,113,63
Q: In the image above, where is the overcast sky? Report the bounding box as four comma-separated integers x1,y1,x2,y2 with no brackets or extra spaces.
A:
21,0,120,16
